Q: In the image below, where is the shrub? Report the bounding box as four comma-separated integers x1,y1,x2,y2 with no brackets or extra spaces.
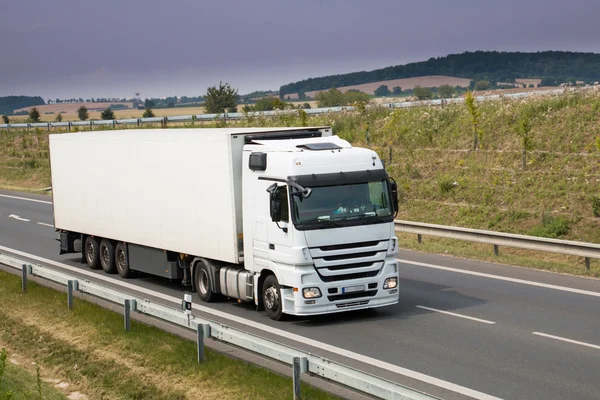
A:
439,178,456,194
527,213,570,238
592,196,600,217
142,108,155,118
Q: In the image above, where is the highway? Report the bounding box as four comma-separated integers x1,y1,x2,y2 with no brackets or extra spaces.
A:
1,190,599,400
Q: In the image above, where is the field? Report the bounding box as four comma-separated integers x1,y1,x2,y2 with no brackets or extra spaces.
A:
286,75,473,98
14,102,134,115
2,87,600,276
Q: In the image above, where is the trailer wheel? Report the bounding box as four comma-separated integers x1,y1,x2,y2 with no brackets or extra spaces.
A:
195,261,217,302
99,239,116,274
115,242,133,278
84,236,101,270
262,274,284,321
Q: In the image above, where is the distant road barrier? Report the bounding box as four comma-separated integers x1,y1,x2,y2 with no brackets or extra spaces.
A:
395,220,600,270
1,86,595,131
0,251,439,400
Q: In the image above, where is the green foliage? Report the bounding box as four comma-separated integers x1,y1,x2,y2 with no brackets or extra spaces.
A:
0,348,7,388
204,81,239,114
142,108,155,118
28,108,40,123
464,91,482,150
439,178,456,194
0,96,45,116
438,84,456,98
279,50,600,96
374,85,390,96
1,115,8,124
315,88,345,107
527,213,570,238
100,107,115,120
413,86,433,100
392,86,402,95
251,97,289,111
596,136,600,152
54,113,62,122
474,80,491,90
592,196,600,217
77,105,89,121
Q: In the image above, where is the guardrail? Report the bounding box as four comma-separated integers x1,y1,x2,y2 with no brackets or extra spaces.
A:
1,86,595,131
395,220,600,270
0,251,439,400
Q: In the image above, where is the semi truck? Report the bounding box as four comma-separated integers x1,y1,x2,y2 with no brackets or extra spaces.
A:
50,126,400,320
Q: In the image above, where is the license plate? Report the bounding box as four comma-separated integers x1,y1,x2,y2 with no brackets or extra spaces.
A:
342,285,365,294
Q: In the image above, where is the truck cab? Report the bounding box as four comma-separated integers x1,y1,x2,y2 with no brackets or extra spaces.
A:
241,134,399,320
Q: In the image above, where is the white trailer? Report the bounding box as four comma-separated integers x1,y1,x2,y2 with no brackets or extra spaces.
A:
50,126,400,320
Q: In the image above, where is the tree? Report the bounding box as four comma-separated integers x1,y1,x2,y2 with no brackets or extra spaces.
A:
465,91,482,150
474,80,491,91
301,102,311,109
101,107,115,120
204,81,239,114
438,84,456,98
298,91,307,100
55,113,63,122
374,85,390,96
315,88,345,107
28,107,41,122
144,99,156,109
142,108,155,118
392,86,402,95
77,105,89,121
252,97,289,111
1,115,8,124
413,86,433,100
343,90,370,104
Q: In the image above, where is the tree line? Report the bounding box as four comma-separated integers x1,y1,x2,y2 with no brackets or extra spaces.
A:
279,50,600,96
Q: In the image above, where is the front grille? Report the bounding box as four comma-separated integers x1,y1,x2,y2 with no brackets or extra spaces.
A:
336,300,370,308
321,251,378,261
327,289,378,302
323,262,373,271
315,241,381,252
317,269,379,282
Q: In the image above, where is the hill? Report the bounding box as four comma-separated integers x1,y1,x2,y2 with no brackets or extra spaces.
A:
279,50,600,97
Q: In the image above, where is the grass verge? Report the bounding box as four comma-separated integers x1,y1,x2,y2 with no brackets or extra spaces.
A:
0,270,340,400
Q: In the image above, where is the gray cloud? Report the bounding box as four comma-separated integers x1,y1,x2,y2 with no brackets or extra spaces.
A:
3,0,600,99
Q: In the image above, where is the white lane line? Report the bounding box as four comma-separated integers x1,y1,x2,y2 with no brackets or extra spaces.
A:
37,222,54,227
0,245,503,400
8,214,30,222
532,332,600,351
0,194,52,205
416,305,496,325
399,259,600,298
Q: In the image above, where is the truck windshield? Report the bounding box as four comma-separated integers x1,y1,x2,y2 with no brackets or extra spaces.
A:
291,180,393,225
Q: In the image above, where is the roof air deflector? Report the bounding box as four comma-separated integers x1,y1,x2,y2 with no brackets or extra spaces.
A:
297,142,342,151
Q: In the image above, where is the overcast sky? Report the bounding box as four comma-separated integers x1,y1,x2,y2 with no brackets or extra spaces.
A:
2,0,600,100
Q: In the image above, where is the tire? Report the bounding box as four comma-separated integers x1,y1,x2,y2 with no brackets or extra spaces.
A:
115,242,133,278
99,239,117,274
262,274,284,321
84,236,101,270
195,261,217,302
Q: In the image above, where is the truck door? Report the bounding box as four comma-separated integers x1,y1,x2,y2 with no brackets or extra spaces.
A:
267,184,293,264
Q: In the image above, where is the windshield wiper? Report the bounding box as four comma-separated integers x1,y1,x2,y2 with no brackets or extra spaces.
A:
288,181,311,198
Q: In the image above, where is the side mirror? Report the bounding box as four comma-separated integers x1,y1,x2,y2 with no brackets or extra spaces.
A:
389,178,399,214
267,183,282,222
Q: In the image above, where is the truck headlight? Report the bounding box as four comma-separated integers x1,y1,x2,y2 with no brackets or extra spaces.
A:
383,277,397,289
302,287,322,299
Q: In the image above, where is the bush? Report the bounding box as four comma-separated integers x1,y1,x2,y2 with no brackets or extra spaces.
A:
142,108,155,118
439,178,456,194
101,107,115,120
527,213,570,238
593,196,600,217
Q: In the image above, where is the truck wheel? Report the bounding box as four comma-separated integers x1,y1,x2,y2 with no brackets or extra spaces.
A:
195,261,217,302
115,242,133,278
99,239,116,274
262,274,284,321
84,236,101,270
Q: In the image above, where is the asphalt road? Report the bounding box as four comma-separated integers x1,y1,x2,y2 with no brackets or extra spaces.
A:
1,190,600,400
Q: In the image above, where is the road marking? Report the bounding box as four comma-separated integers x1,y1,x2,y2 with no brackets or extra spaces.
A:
0,194,52,205
399,259,600,298
0,245,502,400
416,305,496,325
37,222,54,227
8,214,30,222
533,332,600,351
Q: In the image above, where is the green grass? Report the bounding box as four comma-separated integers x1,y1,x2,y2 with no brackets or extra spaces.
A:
0,349,67,400
1,88,600,275
0,271,340,400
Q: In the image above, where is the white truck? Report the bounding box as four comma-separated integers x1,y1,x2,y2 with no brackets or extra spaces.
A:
50,126,400,320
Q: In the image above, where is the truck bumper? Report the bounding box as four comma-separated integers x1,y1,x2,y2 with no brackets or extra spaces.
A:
279,262,399,316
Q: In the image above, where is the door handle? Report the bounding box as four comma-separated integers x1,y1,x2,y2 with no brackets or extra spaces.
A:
269,244,275,250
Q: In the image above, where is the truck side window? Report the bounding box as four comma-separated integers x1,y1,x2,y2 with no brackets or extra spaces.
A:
276,186,289,223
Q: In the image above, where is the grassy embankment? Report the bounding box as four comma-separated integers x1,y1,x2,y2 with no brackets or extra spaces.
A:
1,88,599,276
0,270,339,400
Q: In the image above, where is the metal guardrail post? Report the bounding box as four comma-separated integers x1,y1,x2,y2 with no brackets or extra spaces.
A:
293,357,307,399
494,244,499,256
21,264,27,292
197,324,210,363
124,299,136,331
585,257,591,271
417,234,422,244
67,280,78,310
